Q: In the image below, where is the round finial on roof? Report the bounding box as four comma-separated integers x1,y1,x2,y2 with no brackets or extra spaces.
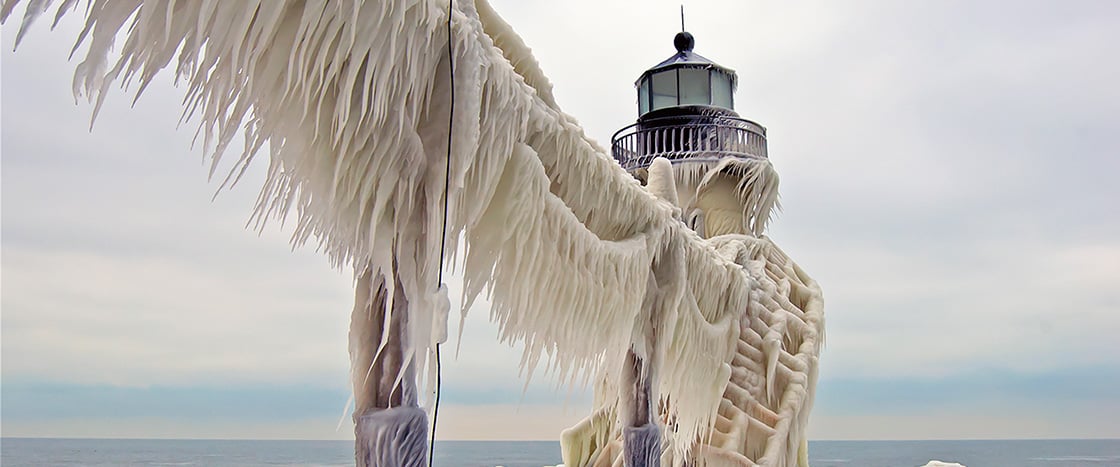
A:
674,32,695,53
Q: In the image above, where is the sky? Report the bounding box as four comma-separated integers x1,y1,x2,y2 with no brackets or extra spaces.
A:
2,0,1119,441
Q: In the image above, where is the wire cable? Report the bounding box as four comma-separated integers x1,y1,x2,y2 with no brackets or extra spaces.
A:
429,1,455,464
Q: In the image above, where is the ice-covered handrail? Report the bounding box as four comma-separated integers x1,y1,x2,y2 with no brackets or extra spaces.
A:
611,116,769,171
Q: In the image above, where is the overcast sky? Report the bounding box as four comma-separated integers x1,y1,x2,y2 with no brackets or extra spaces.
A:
2,0,1118,441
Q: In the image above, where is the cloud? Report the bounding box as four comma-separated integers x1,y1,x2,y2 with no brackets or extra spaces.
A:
817,365,1120,416
1,383,349,421
0,380,589,440
809,405,1120,440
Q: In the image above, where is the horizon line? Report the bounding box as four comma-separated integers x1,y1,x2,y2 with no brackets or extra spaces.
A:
4,436,1118,442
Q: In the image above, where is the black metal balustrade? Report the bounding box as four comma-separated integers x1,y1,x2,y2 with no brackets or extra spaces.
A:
611,116,768,171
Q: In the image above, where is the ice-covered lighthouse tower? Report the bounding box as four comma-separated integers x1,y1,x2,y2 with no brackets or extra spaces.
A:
611,31,768,175
559,28,821,467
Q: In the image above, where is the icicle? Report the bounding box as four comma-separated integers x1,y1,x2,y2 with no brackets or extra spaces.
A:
6,0,823,464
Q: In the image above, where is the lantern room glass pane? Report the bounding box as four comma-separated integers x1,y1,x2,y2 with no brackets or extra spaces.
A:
678,68,710,105
711,71,734,109
652,94,677,110
638,79,650,115
650,70,678,111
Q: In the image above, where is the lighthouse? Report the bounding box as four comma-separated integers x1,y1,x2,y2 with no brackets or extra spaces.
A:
611,31,768,175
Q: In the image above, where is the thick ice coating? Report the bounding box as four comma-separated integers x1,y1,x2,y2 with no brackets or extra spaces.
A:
3,0,824,464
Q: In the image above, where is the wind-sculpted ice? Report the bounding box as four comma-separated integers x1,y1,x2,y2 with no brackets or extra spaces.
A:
560,160,823,466
4,0,824,465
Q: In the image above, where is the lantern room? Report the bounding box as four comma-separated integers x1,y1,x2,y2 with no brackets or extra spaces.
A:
612,31,769,172
636,32,737,116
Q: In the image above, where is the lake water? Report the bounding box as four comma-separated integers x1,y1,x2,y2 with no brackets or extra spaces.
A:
2,438,1118,466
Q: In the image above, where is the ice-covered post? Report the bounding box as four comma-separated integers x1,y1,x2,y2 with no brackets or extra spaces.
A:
619,158,682,466
623,261,662,467
350,267,429,467
622,329,661,467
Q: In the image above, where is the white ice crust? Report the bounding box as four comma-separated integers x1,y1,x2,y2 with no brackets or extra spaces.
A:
4,0,823,464
355,406,429,467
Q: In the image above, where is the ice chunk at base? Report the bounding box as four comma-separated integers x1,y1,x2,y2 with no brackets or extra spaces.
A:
355,406,429,467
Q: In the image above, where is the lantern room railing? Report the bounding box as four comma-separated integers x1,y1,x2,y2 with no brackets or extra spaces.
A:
611,116,768,171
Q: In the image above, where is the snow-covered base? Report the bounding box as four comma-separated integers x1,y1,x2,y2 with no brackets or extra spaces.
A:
354,406,429,467
921,462,967,467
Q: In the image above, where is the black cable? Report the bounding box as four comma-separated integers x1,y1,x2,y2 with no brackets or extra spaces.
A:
429,1,454,464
